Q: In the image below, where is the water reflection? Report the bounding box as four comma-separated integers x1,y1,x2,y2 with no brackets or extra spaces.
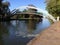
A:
25,19,40,34
0,22,9,45
0,18,51,45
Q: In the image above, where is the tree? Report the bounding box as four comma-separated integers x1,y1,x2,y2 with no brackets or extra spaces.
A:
45,0,60,17
0,0,3,15
0,0,10,19
37,12,43,15
2,1,10,16
22,9,28,12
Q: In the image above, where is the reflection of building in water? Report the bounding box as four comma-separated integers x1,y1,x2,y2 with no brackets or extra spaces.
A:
26,19,39,33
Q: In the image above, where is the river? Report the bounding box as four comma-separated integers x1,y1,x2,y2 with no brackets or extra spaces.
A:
0,18,51,45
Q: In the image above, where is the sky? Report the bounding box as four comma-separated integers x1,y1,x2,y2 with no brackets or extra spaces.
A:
4,0,46,10
3,0,49,15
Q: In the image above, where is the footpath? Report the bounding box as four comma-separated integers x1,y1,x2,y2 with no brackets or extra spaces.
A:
27,21,60,45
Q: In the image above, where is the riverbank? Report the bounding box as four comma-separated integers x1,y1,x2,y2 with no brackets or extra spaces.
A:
27,21,60,45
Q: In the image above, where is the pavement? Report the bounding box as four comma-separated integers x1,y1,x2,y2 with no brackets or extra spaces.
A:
27,21,60,45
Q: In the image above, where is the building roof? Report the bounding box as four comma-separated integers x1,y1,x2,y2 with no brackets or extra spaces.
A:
27,4,37,10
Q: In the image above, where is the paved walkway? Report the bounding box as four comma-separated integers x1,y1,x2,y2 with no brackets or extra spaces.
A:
27,21,60,45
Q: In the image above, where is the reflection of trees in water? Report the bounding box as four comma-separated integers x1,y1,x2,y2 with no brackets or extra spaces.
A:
0,35,3,45
0,22,10,34
0,22,9,45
